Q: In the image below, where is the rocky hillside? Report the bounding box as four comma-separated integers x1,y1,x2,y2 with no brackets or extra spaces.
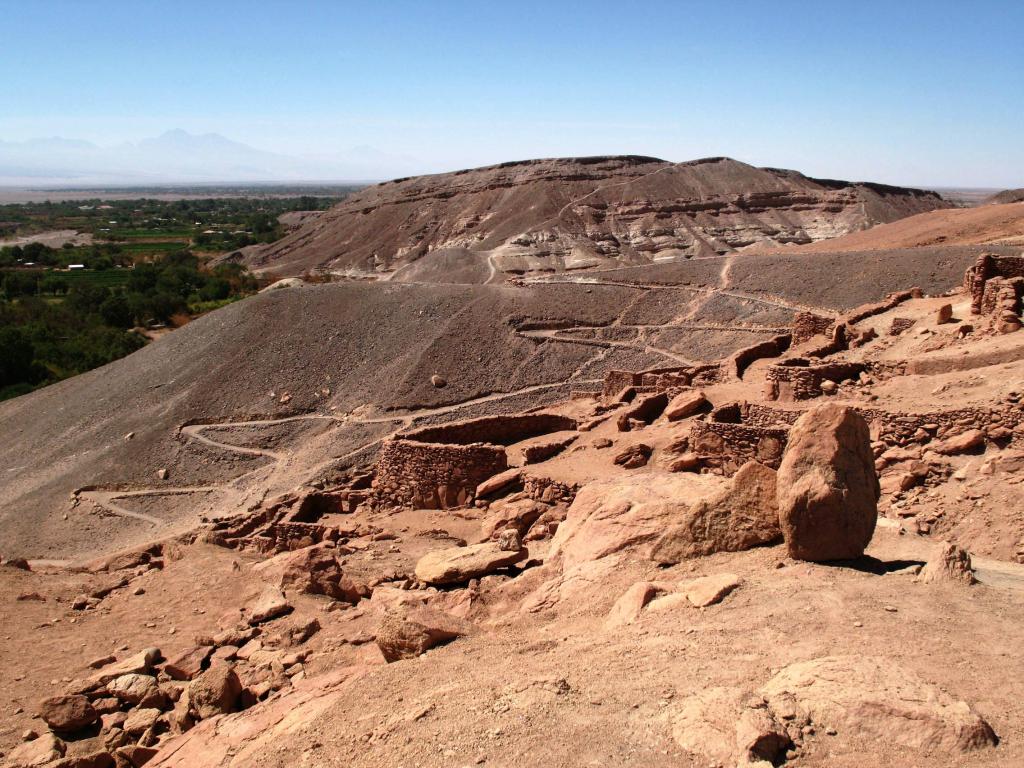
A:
986,188,1024,205
238,156,951,279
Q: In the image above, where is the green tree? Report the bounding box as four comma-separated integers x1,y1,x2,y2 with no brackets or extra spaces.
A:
0,327,35,387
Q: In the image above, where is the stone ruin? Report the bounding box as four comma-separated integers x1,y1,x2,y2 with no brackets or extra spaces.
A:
372,413,578,510
764,358,865,401
964,252,1024,332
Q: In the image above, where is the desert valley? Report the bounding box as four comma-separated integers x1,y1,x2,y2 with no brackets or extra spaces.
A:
0,148,1023,768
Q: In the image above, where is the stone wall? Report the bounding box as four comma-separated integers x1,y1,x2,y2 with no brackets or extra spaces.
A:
728,334,792,378
373,439,507,510
402,413,578,446
737,400,1022,449
792,312,835,345
602,363,724,399
888,317,915,336
689,397,1022,475
689,419,789,475
964,252,1024,314
764,358,865,400
844,289,915,324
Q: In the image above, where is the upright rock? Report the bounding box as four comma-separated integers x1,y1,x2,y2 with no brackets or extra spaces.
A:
919,542,976,585
776,403,879,561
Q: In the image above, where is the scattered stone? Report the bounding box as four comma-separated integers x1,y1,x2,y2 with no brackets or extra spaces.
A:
918,542,976,585
38,694,98,732
415,542,527,585
935,303,953,324
88,655,117,670
666,452,700,473
776,404,879,561
651,461,781,564
16,592,45,602
114,745,159,767
616,392,668,431
613,443,652,469
2,556,31,571
156,468,169,481
496,529,522,552
430,374,447,388
479,498,546,541
592,437,613,449
272,545,367,603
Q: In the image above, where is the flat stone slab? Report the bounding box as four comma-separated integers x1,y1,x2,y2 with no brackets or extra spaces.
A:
415,543,527,585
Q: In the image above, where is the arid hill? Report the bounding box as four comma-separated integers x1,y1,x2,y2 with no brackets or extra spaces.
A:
749,201,1024,253
237,156,950,279
986,188,1024,205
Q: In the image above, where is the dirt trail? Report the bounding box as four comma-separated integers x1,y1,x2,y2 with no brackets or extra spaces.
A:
73,380,594,541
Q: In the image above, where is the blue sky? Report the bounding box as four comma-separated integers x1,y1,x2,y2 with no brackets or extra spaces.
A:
2,0,1022,186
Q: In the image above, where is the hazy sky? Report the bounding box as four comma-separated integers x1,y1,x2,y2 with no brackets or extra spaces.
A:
2,0,1022,186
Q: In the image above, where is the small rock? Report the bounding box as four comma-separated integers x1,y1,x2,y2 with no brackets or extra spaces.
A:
430,374,447,388
680,573,741,608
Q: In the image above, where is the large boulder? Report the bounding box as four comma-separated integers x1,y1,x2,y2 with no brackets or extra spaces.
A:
650,461,781,565
664,390,709,421
760,656,996,753
933,429,985,456
479,498,547,541
38,694,98,732
375,607,472,662
521,473,721,614
414,542,527,586
272,544,367,603
187,663,242,720
776,404,879,561
672,656,996,764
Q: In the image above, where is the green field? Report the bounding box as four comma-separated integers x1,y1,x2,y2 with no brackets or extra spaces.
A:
45,269,131,288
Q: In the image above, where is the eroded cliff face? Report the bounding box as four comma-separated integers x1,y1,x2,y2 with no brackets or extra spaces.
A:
243,156,950,278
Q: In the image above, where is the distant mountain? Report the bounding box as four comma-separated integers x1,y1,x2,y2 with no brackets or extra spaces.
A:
0,130,409,184
241,155,952,278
